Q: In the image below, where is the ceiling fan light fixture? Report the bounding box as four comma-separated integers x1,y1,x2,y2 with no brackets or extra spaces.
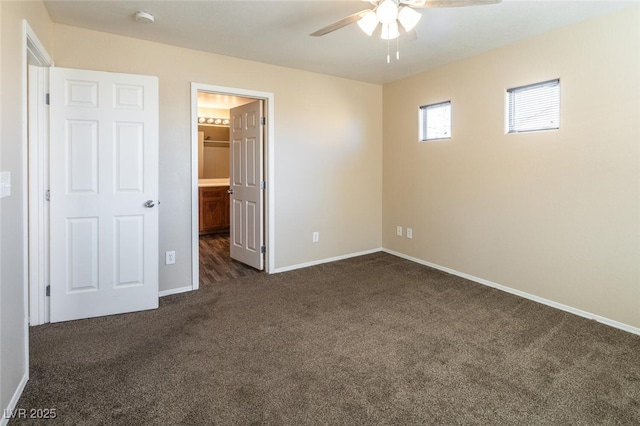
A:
376,0,398,25
357,10,379,36
381,21,399,40
398,6,421,32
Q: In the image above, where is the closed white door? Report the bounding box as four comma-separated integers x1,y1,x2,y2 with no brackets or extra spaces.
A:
230,100,264,270
49,67,159,323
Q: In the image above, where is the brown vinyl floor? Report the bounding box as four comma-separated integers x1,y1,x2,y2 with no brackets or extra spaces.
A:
199,232,261,285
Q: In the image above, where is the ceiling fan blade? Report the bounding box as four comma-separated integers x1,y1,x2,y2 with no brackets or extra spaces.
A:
409,0,502,8
310,9,371,37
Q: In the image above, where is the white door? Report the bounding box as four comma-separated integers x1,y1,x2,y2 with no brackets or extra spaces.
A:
230,100,264,270
49,67,159,323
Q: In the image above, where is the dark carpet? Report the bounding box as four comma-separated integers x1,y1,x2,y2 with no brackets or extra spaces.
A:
15,252,640,425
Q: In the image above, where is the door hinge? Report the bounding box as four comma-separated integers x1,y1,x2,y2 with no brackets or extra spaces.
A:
45,93,50,105
45,189,50,201
260,117,266,126
260,181,266,190
260,246,266,254
46,285,50,297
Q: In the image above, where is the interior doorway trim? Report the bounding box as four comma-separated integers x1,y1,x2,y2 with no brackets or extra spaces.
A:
23,20,53,326
18,19,53,415
190,83,275,290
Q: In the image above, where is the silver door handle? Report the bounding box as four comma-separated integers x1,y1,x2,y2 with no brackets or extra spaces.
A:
144,200,156,208
227,189,234,195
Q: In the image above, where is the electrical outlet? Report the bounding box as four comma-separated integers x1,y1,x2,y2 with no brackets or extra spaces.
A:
406,228,413,239
312,232,319,243
165,251,176,265
396,226,403,237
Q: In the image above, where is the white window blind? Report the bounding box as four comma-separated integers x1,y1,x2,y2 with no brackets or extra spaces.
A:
507,79,560,133
419,101,451,141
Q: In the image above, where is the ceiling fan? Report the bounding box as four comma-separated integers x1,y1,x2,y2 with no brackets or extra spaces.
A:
310,0,502,39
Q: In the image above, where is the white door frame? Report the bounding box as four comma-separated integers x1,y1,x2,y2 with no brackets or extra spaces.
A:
24,20,53,326
190,83,275,290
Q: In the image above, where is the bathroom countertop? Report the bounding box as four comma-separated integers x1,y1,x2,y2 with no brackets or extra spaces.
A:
198,178,230,187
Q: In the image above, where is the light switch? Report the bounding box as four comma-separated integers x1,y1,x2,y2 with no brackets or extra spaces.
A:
0,172,11,199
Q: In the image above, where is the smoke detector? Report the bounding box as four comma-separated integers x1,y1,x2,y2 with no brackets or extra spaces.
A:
134,11,155,24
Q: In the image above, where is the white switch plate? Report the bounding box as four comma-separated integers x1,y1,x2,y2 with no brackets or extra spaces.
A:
0,172,11,199
312,232,319,243
165,251,176,265
406,228,413,239
396,226,403,236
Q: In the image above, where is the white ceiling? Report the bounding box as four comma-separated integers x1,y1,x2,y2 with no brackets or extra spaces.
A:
43,0,639,84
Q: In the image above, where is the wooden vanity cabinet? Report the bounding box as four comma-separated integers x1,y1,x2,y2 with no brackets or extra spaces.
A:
199,186,230,234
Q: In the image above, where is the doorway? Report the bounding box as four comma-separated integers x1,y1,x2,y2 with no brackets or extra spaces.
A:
190,83,275,290
196,92,258,284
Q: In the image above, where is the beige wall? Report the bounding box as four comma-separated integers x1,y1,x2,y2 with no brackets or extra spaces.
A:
382,7,640,328
198,107,230,119
203,146,230,179
0,0,53,415
52,24,383,290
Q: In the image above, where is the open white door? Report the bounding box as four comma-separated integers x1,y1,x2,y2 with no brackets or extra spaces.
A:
49,67,159,323
229,100,264,270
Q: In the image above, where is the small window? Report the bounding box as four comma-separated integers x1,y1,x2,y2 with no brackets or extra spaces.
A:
419,101,451,141
507,79,560,133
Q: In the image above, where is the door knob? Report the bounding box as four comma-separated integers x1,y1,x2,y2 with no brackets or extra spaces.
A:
227,189,234,195
144,200,156,208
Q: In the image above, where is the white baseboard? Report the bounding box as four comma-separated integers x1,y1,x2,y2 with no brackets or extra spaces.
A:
1,372,29,426
161,248,383,292
383,248,640,337
272,248,383,274
159,285,193,298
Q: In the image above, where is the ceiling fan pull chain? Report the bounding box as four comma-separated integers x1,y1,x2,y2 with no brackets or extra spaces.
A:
396,36,400,60
387,33,391,63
